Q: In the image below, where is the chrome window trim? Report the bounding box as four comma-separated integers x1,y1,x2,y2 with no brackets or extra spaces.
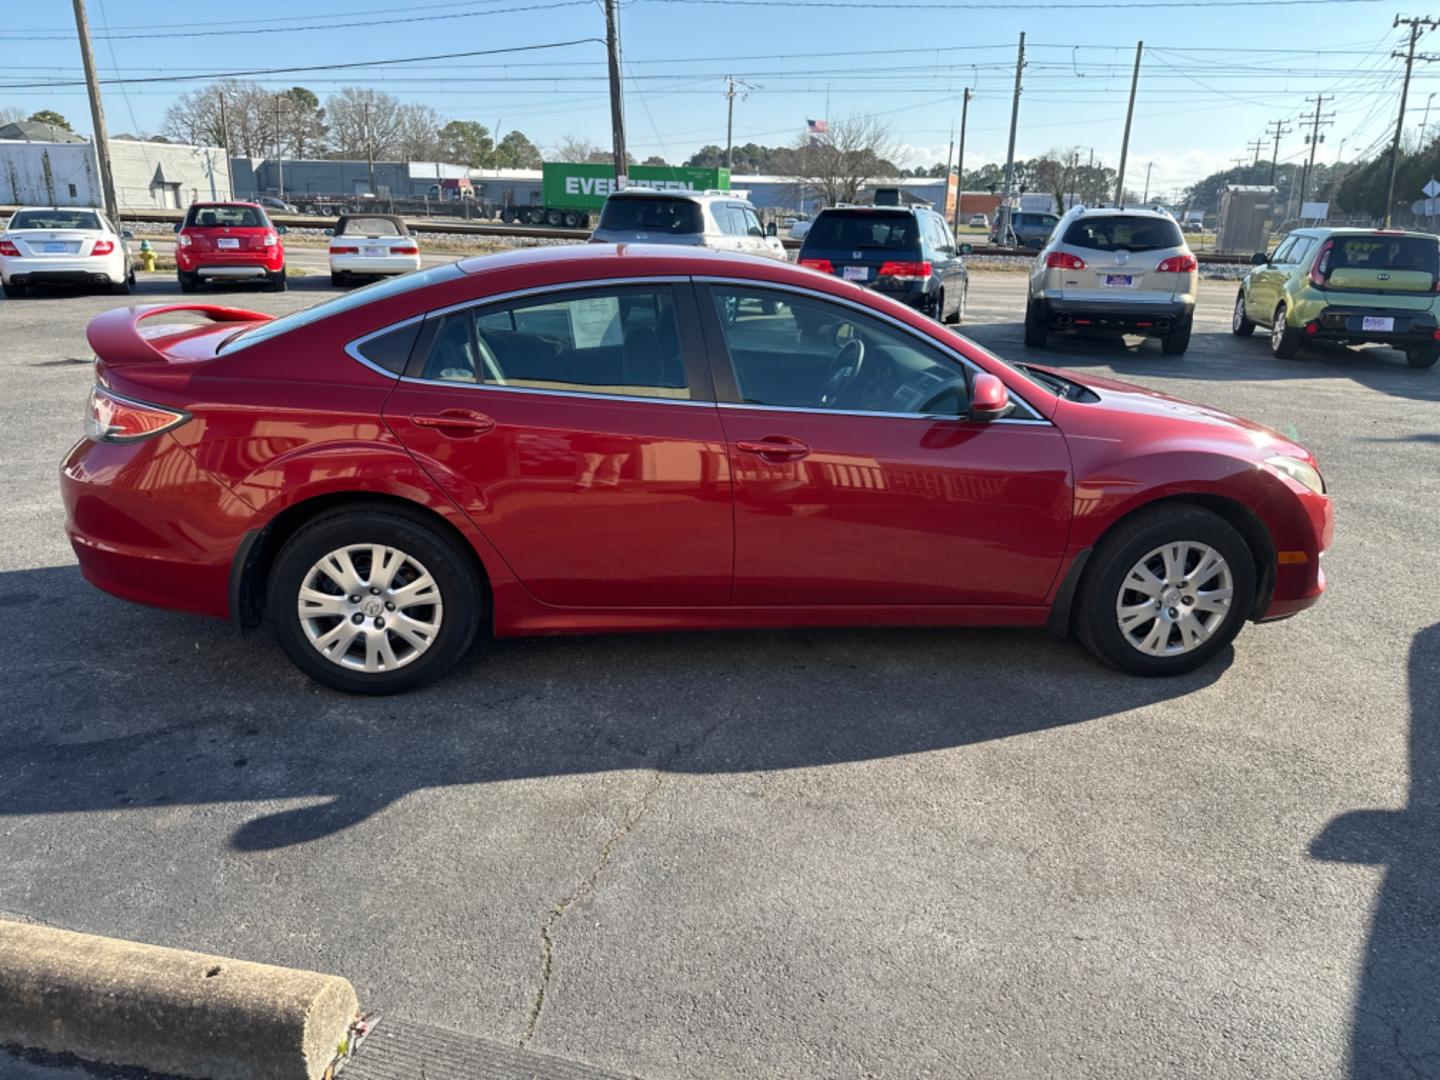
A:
693,274,1051,424
714,401,1051,426
394,376,716,408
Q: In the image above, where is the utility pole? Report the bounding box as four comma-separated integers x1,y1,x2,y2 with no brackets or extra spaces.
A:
603,0,627,188
71,0,118,222
726,76,736,169
363,101,376,195
274,94,284,198
1386,15,1439,226
1114,40,1143,205
1247,138,1266,166
1265,117,1293,186
494,118,503,175
1298,93,1335,213
951,86,971,236
1142,160,1153,203
998,32,1025,246
219,91,235,199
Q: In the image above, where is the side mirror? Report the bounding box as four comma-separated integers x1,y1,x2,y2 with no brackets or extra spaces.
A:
766,222,778,237
969,372,1011,421
959,242,973,255
1251,251,1270,265
323,228,334,236
172,223,181,233
121,229,134,240
276,225,288,235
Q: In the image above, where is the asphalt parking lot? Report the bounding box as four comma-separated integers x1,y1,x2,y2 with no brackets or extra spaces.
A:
1,268,1436,1079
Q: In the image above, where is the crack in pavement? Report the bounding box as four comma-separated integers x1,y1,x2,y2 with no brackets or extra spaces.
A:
519,711,733,1049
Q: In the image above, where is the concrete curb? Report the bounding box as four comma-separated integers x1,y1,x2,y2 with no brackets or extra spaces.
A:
0,920,358,1080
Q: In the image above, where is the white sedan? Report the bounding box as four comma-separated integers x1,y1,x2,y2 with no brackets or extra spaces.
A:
1,206,134,297
327,214,421,285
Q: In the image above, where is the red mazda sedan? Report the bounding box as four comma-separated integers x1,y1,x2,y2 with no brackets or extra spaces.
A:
62,245,1332,694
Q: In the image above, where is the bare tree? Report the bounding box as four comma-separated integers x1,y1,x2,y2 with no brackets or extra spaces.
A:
552,135,600,163
394,102,443,161
778,113,901,206
162,81,275,156
0,105,26,126
325,87,405,160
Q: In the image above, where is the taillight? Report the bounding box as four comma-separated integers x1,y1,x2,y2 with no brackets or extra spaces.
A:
91,239,114,256
85,386,190,442
0,240,19,256
262,231,278,247
177,233,192,247
799,258,835,273
1156,253,1197,273
330,245,359,254
879,260,932,280
1309,240,1333,287
394,245,419,255
1044,251,1085,270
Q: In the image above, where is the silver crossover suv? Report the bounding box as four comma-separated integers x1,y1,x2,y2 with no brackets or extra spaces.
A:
590,189,787,261
1025,206,1198,355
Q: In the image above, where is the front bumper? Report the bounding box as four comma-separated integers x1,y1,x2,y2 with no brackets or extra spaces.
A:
1033,294,1194,336
1256,483,1334,622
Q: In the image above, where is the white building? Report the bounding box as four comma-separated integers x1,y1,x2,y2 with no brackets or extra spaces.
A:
0,137,231,211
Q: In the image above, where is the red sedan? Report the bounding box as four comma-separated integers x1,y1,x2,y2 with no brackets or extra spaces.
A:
62,245,1332,694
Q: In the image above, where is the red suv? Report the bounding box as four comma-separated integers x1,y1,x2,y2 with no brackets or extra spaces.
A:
174,202,287,292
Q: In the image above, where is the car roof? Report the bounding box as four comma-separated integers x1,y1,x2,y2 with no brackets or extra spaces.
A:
1312,227,1437,239
189,201,263,209
607,188,748,203
1067,205,1174,219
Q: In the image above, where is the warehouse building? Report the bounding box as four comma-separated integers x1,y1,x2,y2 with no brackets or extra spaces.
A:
0,136,230,210
233,158,471,200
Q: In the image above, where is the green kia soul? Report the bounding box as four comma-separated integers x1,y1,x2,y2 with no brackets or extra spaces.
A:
1232,227,1440,368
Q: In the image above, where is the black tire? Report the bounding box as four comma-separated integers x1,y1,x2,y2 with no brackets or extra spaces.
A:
1405,344,1440,368
177,272,196,294
269,269,287,293
527,208,546,226
330,271,344,287
562,211,581,228
545,209,564,227
267,508,483,695
109,275,131,296
499,208,516,224
1074,504,1256,677
1231,290,1256,337
1023,297,1048,348
2,281,24,299
1160,316,1192,356
1270,303,1303,359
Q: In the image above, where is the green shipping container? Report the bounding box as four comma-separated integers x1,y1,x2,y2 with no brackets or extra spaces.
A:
541,163,730,212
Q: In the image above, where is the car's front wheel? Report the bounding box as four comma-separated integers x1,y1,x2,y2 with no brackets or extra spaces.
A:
268,508,483,694
1270,303,1303,358
1075,504,1255,676
1232,291,1255,337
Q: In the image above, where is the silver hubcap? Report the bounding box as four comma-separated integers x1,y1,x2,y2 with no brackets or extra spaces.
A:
1233,295,1245,330
298,544,443,673
1271,309,1286,349
1115,541,1234,657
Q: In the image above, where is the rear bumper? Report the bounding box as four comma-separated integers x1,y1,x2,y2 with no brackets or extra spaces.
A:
190,265,271,280
3,255,124,285
330,254,422,275
177,249,284,275
870,280,940,313
1305,304,1439,346
1034,295,1194,335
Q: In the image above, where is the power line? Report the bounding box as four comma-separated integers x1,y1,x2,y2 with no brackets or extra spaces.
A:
641,0,1384,8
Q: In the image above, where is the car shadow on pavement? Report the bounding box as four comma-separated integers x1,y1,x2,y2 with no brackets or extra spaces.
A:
2,563,1232,853
1310,622,1439,1078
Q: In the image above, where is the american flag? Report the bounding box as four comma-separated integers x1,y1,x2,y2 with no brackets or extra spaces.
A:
807,119,828,134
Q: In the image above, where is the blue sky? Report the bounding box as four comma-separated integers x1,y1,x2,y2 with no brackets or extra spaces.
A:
1,0,1432,192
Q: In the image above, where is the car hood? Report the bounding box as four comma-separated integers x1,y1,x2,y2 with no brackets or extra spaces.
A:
1042,365,1315,463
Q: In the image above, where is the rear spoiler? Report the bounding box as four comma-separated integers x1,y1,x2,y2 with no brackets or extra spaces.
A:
86,303,272,367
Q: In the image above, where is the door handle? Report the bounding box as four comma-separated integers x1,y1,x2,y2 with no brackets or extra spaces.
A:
410,411,495,437
736,436,811,461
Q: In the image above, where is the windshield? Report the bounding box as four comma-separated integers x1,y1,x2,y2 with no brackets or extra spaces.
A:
219,263,462,354
1062,215,1183,253
598,197,702,234
9,209,102,231
186,205,266,229
339,216,405,237
804,211,918,251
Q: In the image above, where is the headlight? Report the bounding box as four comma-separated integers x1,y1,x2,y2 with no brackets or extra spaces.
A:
1265,455,1325,495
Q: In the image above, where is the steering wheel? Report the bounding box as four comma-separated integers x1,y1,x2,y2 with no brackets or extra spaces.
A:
914,374,969,416
818,338,866,407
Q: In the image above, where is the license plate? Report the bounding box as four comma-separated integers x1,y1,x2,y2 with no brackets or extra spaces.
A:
1361,316,1394,332
44,242,66,253
217,238,239,249
1104,274,1133,287
362,245,385,257
842,265,869,281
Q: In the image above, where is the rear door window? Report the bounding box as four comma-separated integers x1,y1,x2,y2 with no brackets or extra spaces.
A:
597,197,702,235
1062,215,1183,252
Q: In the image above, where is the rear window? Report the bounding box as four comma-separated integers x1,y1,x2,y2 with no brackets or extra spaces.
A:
186,205,266,229
598,196,702,235
1318,235,1438,283
1062,215,1183,252
9,209,101,231
339,216,405,237
803,211,919,252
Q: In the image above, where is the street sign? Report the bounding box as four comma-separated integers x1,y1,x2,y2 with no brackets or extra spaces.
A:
1410,198,1440,217
1300,202,1330,221
1424,177,1440,199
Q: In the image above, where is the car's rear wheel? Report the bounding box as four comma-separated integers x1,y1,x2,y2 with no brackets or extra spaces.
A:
1160,316,1192,355
330,271,345,287
178,271,197,293
1075,505,1255,676
944,284,966,325
1231,291,1256,337
1405,344,1440,368
269,269,287,293
1270,303,1302,358
562,211,581,228
108,273,131,296
1023,297,1048,347
268,509,483,694
2,281,24,299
